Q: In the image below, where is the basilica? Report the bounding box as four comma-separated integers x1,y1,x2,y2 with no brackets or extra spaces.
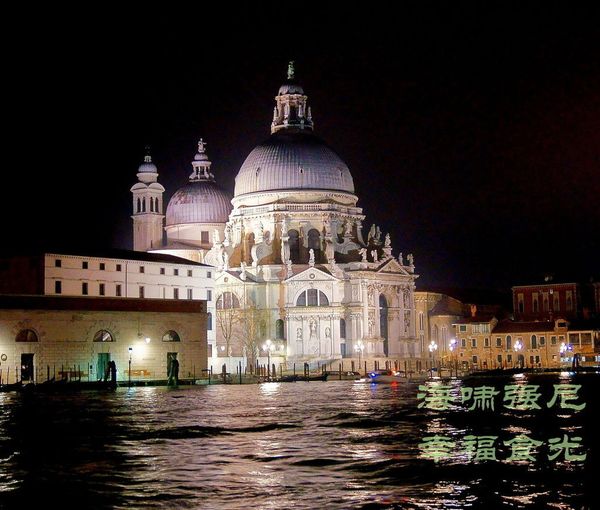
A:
131,63,420,370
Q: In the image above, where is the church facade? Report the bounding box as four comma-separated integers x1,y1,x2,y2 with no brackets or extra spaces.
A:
131,64,420,370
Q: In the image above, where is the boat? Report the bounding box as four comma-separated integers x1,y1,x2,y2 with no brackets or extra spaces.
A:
367,369,407,384
0,381,23,392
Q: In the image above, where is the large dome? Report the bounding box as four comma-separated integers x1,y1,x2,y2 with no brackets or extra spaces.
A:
166,181,232,225
234,132,355,197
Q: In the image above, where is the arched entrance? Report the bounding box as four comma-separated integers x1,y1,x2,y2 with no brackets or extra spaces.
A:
379,294,389,356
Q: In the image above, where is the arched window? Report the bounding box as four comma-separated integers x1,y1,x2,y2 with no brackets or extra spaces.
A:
207,312,212,331
506,335,512,350
155,197,160,213
216,291,240,309
296,289,329,307
531,335,537,349
150,197,154,212
16,329,38,342
340,318,346,338
93,330,114,342
288,229,300,262
162,330,181,342
142,198,146,212
307,228,321,260
136,197,141,213
276,319,284,339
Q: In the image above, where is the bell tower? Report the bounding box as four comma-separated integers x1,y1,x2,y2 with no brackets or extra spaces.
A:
131,148,165,251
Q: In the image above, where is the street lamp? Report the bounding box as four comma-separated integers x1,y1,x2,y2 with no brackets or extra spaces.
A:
514,339,523,368
354,340,365,371
449,338,457,376
262,339,275,381
429,340,438,375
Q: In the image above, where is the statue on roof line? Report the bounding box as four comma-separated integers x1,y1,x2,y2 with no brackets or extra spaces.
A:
407,253,414,267
198,138,206,153
309,248,315,267
384,233,391,247
371,250,378,263
287,60,295,80
368,224,376,243
359,247,368,262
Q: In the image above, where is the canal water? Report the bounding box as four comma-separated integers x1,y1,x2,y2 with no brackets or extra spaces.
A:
0,373,597,509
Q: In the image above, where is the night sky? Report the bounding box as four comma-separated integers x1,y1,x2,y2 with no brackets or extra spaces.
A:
4,4,599,291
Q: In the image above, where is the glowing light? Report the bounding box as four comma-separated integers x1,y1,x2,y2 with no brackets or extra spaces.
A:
514,340,523,352
429,341,438,353
145,337,151,344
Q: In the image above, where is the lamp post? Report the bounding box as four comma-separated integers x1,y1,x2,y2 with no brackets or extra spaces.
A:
428,340,438,376
354,340,364,372
449,338,457,376
128,346,132,387
514,339,523,368
262,339,275,381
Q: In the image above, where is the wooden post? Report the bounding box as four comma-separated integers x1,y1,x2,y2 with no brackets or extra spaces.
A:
339,363,342,380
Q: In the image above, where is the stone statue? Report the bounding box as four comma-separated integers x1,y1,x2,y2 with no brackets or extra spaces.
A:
309,319,317,338
371,250,378,262
296,327,302,340
407,253,414,267
368,224,376,243
344,220,353,236
286,259,293,277
398,252,403,265
325,327,331,338
223,251,230,271
384,233,391,247
240,262,247,281
309,248,315,267
375,227,382,244
359,247,368,262
224,224,232,244
287,60,295,80
212,229,221,245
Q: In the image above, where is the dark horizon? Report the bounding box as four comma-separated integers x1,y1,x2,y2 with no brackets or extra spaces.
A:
4,5,599,292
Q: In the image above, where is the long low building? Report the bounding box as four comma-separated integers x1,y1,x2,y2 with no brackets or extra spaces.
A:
0,294,207,384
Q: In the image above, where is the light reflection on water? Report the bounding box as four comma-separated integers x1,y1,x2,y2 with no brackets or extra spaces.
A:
0,373,596,509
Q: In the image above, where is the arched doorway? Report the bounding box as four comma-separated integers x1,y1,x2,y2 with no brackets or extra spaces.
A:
379,294,389,356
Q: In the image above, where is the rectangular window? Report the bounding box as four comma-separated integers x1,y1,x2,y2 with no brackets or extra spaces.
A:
207,312,212,331
535,355,540,363
82,261,88,269
116,284,122,297
55,281,62,294
517,293,524,314
497,354,502,363
471,338,477,348
539,336,545,346
174,288,179,299
553,292,560,311
160,267,165,275
116,264,122,272
188,269,193,277
307,288,318,306
472,356,478,364
99,283,105,296
174,268,179,276
496,337,502,347
201,231,209,244
139,286,145,298
207,271,212,279
82,282,88,295
459,325,467,332
207,344,213,357
532,293,539,313
507,354,513,363
207,290,212,301
187,288,193,300
461,338,466,348
139,266,145,274
55,259,61,267
484,337,490,347
551,336,557,345
566,291,573,311
99,263,105,271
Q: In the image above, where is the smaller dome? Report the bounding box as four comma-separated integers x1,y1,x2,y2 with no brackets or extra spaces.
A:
138,154,157,174
278,80,304,95
166,181,232,225
138,161,158,173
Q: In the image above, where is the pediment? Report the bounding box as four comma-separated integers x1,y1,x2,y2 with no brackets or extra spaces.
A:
376,258,412,275
287,266,339,283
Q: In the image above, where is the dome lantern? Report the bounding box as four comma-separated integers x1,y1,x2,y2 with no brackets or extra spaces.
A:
271,61,313,134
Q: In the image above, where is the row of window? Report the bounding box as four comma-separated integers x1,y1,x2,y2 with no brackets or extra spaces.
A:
15,329,182,343
517,291,574,313
53,281,209,300
460,335,564,349
53,259,211,279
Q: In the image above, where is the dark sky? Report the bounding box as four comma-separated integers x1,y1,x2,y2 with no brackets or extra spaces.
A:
4,4,599,291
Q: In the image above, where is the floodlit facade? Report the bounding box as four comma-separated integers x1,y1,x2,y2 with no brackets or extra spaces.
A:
132,63,420,370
